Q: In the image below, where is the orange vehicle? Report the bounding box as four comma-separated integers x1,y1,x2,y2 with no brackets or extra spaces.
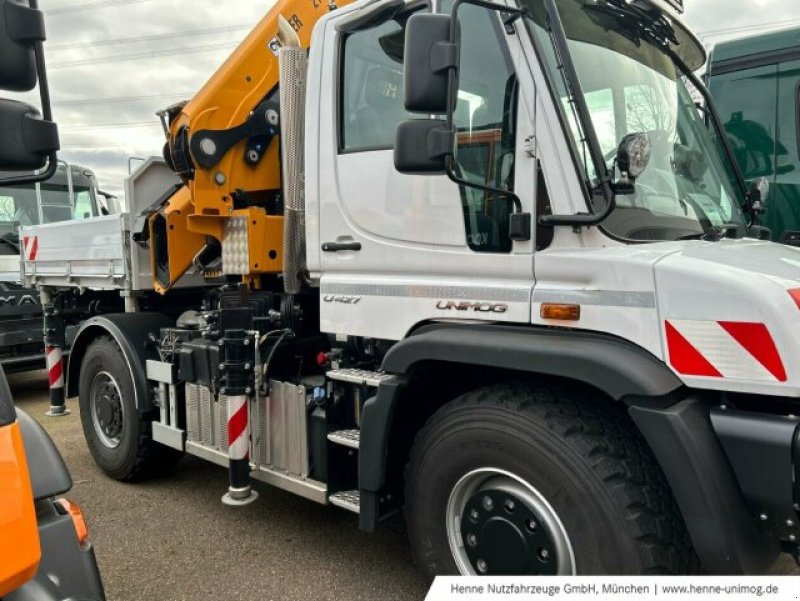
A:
0,370,106,600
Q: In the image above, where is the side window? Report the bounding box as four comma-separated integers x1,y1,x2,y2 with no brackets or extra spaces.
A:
340,18,414,152
452,4,518,253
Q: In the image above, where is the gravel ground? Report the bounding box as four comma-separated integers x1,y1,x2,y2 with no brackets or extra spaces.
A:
11,370,798,601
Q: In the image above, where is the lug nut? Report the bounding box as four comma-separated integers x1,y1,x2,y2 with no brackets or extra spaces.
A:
482,496,494,512
476,559,488,574
466,533,478,548
538,548,550,562
504,499,516,514
469,509,480,522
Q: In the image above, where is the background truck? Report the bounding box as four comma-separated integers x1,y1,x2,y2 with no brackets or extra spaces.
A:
707,26,800,243
0,1,106,599
0,162,111,375
10,0,800,578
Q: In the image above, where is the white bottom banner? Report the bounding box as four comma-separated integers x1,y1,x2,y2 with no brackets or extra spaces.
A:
425,577,800,601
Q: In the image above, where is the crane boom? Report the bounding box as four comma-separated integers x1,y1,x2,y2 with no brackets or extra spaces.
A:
150,0,353,293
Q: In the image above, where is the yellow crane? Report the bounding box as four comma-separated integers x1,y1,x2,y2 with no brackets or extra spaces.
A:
150,0,353,293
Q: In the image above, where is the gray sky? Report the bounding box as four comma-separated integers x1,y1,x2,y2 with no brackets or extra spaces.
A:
11,0,800,197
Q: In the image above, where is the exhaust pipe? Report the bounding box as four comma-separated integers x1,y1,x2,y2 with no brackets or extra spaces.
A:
278,16,307,295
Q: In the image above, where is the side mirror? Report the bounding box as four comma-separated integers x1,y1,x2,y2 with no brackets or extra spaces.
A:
402,13,455,114
0,99,59,170
0,0,45,92
394,119,454,174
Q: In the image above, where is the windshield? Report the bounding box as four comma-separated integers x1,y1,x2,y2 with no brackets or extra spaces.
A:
525,0,747,241
0,165,98,230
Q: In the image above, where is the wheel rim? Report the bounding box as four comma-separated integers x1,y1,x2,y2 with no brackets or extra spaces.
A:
89,370,125,449
446,468,576,576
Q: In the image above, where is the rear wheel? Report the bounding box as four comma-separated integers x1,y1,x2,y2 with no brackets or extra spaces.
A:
405,381,697,576
78,336,180,481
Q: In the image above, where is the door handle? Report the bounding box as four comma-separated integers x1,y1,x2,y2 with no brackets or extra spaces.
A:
322,241,362,252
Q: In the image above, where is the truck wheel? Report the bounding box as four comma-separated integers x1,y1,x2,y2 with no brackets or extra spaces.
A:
405,381,697,576
78,336,181,481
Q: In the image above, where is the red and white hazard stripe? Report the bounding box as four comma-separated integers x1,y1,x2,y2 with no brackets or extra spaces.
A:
23,236,38,261
227,394,250,461
46,345,64,389
665,320,786,382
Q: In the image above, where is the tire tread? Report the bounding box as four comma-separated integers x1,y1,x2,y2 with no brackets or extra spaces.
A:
405,380,698,575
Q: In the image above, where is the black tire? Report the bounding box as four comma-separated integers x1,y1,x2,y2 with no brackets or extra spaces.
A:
405,381,697,576
78,336,181,481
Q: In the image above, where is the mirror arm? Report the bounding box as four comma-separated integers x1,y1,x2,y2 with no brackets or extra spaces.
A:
444,155,523,213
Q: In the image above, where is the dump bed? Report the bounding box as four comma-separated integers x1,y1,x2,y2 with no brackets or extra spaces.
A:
21,214,129,290
20,157,206,292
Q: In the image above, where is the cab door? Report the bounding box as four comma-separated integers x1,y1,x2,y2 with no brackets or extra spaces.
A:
314,0,536,340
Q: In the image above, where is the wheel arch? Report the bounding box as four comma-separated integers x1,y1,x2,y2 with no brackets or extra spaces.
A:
358,322,683,528
66,313,172,412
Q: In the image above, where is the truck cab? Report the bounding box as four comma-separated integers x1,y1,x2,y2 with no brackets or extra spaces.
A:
707,27,800,243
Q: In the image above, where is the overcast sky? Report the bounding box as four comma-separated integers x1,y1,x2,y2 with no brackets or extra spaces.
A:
9,0,800,197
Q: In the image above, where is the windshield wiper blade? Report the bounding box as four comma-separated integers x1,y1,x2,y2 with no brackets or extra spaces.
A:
677,224,743,242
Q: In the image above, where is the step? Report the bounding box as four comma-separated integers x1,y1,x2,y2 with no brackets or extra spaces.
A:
329,489,360,513
327,428,360,450
326,368,397,387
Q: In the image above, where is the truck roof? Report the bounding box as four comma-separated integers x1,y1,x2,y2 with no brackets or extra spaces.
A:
708,26,800,75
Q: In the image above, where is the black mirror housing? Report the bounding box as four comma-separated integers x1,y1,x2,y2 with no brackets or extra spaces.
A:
0,99,59,170
403,13,456,114
394,119,454,174
0,0,46,92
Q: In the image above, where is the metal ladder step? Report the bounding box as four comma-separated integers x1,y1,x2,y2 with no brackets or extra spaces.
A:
329,489,360,513
326,368,397,387
327,429,360,449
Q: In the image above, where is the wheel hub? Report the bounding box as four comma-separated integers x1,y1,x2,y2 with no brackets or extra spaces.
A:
447,468,576,576
90,371,125,449
461,489,558,575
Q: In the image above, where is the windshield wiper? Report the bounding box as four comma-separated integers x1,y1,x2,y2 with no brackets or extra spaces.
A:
677,224,743,242
534,0,615,228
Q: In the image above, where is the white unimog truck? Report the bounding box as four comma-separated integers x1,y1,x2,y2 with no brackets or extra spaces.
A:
15,0,800,577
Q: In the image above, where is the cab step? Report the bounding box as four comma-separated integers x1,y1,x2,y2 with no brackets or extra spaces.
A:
327,428,360,449
326,368,397,387
329,489,360,513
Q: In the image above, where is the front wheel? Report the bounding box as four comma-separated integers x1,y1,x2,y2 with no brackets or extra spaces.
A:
78,335,181,481
405,381,697,576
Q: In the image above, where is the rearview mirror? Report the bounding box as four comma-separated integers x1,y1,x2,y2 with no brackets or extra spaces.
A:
0,0,45,92
403,13,456,114
0,99,59,170
394,119,454,174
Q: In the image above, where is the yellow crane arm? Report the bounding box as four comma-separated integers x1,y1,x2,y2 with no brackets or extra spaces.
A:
150,0,353,293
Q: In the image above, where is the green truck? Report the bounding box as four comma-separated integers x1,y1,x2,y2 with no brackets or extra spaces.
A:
707,27,800,243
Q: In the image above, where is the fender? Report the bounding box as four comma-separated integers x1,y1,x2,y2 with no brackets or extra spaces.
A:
381,323,682,399
357,322,683,530
66,313,172,412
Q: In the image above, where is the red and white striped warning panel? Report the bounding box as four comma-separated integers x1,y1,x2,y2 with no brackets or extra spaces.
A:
665,320,786,382
46,345,64,389
227,395,250,461
23,236,38,261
